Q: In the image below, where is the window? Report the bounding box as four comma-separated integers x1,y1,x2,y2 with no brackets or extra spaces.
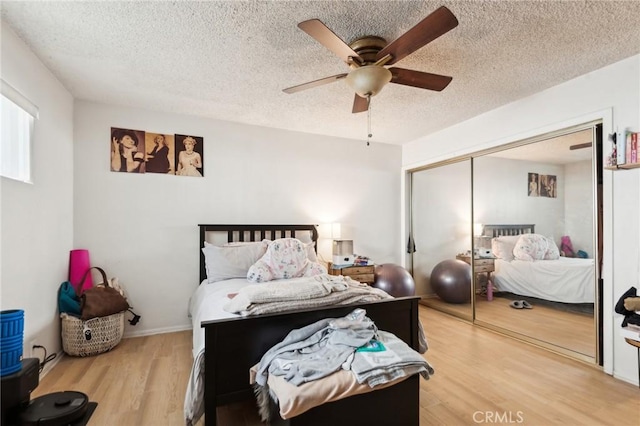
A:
1,80,38,183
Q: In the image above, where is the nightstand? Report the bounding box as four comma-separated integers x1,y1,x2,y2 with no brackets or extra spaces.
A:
456,255,495,300
328,263,375,285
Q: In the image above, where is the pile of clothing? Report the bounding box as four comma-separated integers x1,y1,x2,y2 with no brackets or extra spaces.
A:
252,309,433,421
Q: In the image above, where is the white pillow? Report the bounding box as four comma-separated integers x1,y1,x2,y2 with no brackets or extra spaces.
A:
512,234,560,262
490,235,521,261
202,240,268,283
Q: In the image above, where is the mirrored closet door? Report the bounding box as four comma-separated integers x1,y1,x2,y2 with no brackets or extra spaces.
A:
409,123,601,362
472,126,599,361
411,159,473,321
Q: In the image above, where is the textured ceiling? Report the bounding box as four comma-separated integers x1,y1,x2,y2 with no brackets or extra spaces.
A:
491,128,593,164
2,1,639,145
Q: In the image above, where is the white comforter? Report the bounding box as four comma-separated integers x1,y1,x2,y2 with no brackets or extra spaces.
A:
185,278,248,425
493,257,595,303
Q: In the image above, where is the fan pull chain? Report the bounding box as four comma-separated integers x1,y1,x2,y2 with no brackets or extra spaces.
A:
367,95,372,146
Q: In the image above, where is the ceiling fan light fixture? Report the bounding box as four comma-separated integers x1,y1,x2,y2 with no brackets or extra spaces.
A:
345,65,392,98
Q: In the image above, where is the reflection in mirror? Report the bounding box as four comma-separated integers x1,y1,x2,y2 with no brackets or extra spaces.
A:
411,160,473,320
473,128,597,359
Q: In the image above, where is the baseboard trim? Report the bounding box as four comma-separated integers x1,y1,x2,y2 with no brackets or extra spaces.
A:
123,324,192,338
613,371,639,387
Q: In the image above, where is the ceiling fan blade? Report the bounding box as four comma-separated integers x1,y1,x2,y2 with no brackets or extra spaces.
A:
377,6,458,65
283,73,348,94
352,94,368,114
390,68,452,91
570,142,592,150
298,19,362,64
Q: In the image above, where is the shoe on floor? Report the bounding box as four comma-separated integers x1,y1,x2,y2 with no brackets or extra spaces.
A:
510,300,524,309
521,300,533,309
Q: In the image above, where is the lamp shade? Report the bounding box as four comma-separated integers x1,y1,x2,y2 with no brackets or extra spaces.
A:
345,66,392,98
331,223,342,239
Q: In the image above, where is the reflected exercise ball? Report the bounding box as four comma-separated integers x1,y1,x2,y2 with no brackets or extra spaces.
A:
373,263,415,297
430,259,471,304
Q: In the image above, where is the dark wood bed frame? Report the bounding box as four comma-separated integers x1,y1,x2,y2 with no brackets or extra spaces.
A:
198,224,421,426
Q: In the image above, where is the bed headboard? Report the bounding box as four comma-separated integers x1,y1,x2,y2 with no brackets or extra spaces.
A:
198,224,319,284
482,224,535,237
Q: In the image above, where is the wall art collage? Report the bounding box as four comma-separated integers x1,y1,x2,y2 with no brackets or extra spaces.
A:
527,172,556,198
110,127,204,177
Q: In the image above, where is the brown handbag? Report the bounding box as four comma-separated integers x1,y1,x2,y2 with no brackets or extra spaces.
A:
76,267,130,320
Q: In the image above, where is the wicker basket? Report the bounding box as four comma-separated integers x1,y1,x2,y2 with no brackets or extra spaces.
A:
61,312,124,357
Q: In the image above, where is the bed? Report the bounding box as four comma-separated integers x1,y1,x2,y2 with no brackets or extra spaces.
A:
188,224,422,426
483,224,595,304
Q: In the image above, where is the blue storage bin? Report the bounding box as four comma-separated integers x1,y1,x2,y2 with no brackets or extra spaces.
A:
1,309,24,376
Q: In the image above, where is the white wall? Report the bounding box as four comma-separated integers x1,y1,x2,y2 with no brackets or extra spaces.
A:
402,55,640,385
474,157,565,240
564,160,594,255
73,101,401,336
0,25,74,360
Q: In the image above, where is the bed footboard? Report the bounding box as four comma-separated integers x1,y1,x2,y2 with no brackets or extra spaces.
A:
203,296,420,426
269,374,420,426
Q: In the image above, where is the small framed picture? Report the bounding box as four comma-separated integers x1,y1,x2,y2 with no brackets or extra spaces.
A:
175,134,204,177
145,133,175,174
540,174,557,198
110,127,146,173
527,172,539,197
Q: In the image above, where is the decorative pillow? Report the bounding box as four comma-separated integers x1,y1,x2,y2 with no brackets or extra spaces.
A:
202,240,268,283
258,238,318,262
490,235,521,261
512,234,559,261
544,237,560,260
247,238,327,283
303,241,318,262
292,230,319,261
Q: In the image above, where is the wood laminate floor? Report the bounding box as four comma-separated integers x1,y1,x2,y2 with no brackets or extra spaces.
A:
423,294,596,358
33,306,638,425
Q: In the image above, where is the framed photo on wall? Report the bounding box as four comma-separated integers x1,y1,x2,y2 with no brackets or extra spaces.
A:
175,134,204,177
540,174,557,198
528,172,539,197
145,132,175,174
110,127,146,173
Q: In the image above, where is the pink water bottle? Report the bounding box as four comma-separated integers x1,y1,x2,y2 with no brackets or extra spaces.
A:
487,279,493,301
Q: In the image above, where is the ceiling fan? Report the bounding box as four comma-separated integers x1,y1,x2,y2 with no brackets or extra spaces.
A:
283,6,459,113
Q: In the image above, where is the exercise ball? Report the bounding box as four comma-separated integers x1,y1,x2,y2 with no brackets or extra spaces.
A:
373,264,415,297
430,259,471,304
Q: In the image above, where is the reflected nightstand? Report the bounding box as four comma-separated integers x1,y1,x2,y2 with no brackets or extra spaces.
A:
456,254,495,300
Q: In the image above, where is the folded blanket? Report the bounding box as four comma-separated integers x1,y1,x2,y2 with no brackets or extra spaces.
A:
251,365,410,421
349,331,434,387
224,275,391,316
